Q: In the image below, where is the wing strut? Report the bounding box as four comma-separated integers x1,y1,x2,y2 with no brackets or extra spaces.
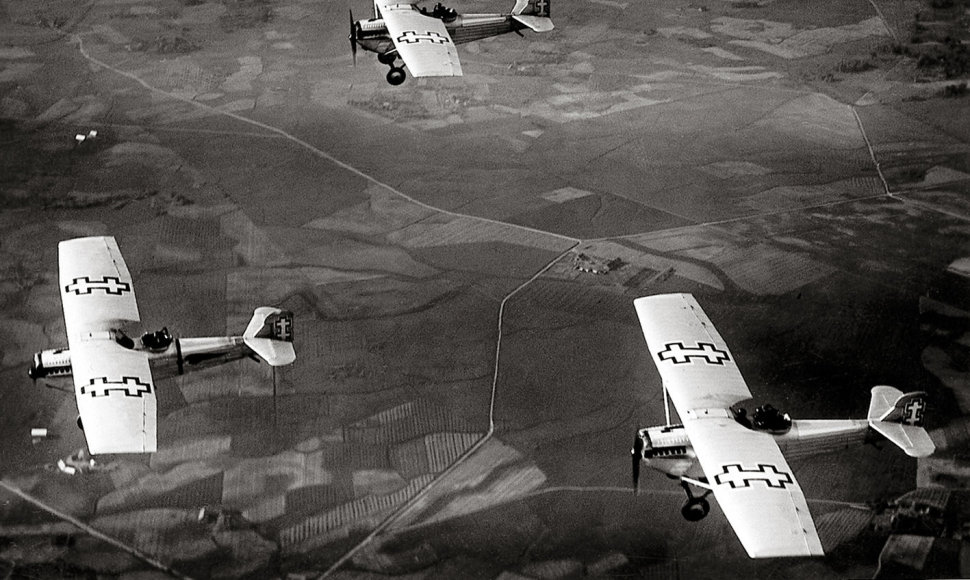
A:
663,381,672,426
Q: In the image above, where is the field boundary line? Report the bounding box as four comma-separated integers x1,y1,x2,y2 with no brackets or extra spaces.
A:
588,191,892,244
851,105,892,197
865,0,898,43
0,479,192,579
71,34,579,247
852,105,970,223
318,243,577,578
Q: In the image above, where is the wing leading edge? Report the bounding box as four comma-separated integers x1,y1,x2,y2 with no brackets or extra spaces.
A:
377,0,462,77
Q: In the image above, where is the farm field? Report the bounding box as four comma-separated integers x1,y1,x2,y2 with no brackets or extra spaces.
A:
1,0,969,577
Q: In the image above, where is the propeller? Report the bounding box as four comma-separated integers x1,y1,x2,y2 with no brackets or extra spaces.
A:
348,9,358,66
631,433,644,495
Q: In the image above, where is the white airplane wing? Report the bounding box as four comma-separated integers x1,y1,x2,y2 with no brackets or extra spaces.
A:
634,293,752,412
683,413,823,558
70,340,157,454
376,0,462,77
60,236,140,335
634,293,822,557
60,237,156,454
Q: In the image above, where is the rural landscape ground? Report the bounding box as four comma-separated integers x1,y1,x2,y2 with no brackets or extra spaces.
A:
1,0,969,577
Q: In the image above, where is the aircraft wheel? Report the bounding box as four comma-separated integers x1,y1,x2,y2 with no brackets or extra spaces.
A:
681,498,709,522
76,415,84,431
378,52,396,65
386,67,406,86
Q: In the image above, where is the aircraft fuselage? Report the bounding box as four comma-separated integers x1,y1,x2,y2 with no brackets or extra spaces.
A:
29,335,254,382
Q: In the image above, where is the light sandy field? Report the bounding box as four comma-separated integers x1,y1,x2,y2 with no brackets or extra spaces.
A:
1,0,969,577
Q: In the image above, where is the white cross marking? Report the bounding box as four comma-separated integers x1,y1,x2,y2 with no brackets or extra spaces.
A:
903,399,925,426
274,316,292,341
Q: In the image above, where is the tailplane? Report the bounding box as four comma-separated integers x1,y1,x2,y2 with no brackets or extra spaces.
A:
243,307,296,367
511,0,553,32
867,386,934,457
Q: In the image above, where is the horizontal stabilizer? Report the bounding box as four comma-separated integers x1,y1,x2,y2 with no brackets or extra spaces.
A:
868,386,934,457
869,421,935,458
243,307,296,366
512,15,554,32
244,337,296,367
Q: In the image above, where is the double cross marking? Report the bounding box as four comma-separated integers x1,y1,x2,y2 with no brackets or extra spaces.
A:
658,341,730,365
274,315,293,341
397,30,450,44
903,399,925,426
81,376,152,398
714,463,793,489
65,276,131,296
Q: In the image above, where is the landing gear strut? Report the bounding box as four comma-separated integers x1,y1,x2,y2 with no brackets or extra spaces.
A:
680,479,711,522
377,52,406,85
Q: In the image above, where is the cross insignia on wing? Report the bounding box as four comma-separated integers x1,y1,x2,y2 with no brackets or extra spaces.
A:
714,463,793,489
65,276,131,296
658,342,730,365
81,376,152,398
397,30,450,44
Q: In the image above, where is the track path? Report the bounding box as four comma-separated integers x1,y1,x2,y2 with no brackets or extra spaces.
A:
0,479,192,579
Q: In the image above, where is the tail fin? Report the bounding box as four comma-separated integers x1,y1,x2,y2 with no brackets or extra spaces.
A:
243,307,296,367
868,386,934,457
511,0,553,31
512,0,550,16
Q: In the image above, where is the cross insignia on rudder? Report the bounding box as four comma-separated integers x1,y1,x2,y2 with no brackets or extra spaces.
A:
81,376,152,398
534,0,549,14
65,276,131,296
903,399,925,426
274,316,292,341
714,463,793,489
658,342,730,365
397,30,450,44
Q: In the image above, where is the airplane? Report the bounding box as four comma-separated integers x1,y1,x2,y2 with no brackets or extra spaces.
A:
348,0,554,85
29,236,296,455
630,293,934,558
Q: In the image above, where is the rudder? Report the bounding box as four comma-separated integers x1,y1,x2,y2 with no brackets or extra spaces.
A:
244,307,294,342
512,0,550,17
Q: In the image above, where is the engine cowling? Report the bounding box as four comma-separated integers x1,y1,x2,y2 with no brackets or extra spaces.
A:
636,424,696,478
28,348,72,380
